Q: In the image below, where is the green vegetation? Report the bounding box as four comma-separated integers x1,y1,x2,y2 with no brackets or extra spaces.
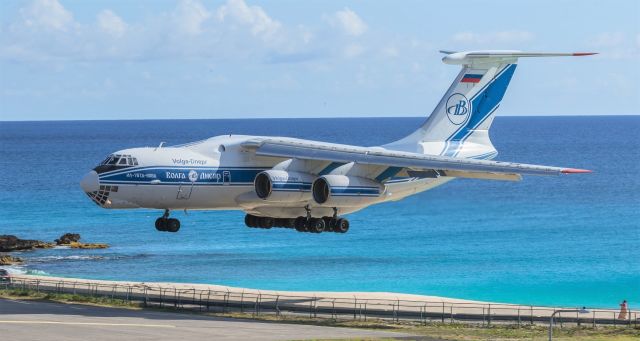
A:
0,287,141,308
1,287,638,340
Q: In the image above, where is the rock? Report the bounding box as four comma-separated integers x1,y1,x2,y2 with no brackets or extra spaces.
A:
0,254,23,265
67,242,109,249
0,235,54,252
55,233,81,245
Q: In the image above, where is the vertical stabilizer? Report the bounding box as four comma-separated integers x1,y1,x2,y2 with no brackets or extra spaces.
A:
385,50,596,159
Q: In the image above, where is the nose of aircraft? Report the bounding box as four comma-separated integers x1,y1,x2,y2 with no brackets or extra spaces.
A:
80,171,99,192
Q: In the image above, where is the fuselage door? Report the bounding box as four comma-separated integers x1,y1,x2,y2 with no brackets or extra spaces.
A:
222,170,231,186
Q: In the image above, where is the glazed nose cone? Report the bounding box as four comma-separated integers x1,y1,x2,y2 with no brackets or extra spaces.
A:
80,171,99,192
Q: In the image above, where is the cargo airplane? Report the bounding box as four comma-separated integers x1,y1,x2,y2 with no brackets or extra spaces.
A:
81,50,594,234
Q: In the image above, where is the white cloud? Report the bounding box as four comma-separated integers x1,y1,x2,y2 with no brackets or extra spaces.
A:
381,45,399,58
344,43,364,58
0,0,376,64
589,32,625,47
332,8,367,37
586,32,640,60
18,0,74,32
97,10,127,37
452,30,535,44
173,0,211,35
216,0,281,41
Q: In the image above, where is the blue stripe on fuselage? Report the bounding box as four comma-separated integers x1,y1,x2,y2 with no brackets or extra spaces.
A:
99,166,266,185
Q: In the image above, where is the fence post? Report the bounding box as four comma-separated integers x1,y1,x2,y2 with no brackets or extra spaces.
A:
441,302,445,323
592,310,596,328
332,299,336,320
488,304,491,325
518,307,521,326
224,289,230,313
482,306,486,326
240,290,244,313
577,311,581,327
314,295,318,318
275,295,280,318
353,297,357,320
206,290,211,312
174,288,178,309
530,306,534,325
364,302,368,322
143,287,148,307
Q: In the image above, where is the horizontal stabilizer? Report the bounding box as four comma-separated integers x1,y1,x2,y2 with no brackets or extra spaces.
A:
441,50,597,65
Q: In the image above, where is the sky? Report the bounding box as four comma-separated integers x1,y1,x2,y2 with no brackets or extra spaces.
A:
0,0,638,121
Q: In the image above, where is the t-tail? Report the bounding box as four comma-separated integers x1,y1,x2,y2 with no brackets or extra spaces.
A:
385,50,596,159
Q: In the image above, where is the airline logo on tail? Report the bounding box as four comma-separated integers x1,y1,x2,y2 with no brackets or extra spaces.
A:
446,93,471,125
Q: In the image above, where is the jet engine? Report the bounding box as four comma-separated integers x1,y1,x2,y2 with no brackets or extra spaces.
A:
312,175,384,206
254,170,315,202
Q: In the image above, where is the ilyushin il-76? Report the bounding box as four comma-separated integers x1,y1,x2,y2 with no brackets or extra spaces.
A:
81,50,594,234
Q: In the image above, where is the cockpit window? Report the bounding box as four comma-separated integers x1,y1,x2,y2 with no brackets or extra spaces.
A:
94,154,139,174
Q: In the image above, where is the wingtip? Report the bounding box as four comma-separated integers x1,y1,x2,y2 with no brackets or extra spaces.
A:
561,168,592,174
572,52,598,56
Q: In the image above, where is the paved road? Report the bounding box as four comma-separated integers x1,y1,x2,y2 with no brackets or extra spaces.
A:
0,298,412,341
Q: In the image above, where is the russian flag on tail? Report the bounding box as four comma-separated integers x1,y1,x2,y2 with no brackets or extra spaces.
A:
461,74,483,83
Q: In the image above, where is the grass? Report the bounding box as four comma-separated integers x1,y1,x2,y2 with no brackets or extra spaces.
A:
1,287,638,340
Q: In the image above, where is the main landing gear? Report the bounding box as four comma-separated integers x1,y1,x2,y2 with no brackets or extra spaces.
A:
155,209,180,233
244,207,349,234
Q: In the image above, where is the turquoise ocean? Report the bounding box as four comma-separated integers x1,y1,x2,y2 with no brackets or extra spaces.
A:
0,116,638,308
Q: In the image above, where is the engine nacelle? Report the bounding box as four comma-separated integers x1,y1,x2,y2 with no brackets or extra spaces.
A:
254,170,315,202
312,175,384,207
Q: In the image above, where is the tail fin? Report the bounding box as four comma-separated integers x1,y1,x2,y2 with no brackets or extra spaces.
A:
385,50,596,159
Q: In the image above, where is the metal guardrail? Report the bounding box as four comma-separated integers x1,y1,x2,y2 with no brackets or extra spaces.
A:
1,277,637,328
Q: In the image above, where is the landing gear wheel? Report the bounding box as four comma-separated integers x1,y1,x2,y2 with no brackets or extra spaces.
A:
155,218,167,231
294,216,307,232
322,217,334,232
283,218,296,229
258,217,274,229
245,214,259,228
334,218,349,233
166,218,181,232
308,218,325,233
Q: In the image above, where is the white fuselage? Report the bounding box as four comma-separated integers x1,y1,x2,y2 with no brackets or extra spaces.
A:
80,135,453,218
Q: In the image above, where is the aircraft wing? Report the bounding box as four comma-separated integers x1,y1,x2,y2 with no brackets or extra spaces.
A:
242,138,590,180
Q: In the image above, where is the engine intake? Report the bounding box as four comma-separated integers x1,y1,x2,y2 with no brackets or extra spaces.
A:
312,175,384,206
254,170,315,202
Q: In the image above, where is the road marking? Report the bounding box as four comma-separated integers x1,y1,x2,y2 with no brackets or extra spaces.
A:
0,321,176,328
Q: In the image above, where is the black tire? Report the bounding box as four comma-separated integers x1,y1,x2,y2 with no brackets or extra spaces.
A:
284,218,296,229
259,217,274,229
294,217,307,232
166,218,181,233
308,218,325,233
245,214,254,228
155,218,167,231
334,218,349,233
322,217,333,232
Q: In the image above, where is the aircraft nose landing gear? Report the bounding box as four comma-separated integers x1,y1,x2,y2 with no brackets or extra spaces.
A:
155,209,180,233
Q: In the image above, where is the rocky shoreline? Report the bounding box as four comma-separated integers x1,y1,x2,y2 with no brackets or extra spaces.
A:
0,234,108,266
